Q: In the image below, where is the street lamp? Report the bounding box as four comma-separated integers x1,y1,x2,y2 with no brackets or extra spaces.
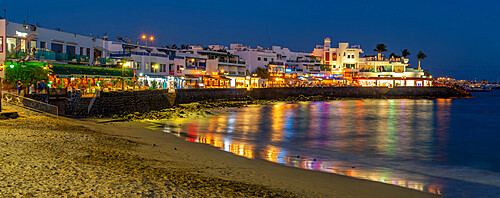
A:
137,35,147,45
153,64,159,74
149,36,154,45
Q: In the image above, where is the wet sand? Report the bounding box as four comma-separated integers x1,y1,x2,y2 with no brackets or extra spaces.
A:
0,103,440,197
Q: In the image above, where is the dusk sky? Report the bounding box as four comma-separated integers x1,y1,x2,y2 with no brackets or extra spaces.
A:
2,0,499,81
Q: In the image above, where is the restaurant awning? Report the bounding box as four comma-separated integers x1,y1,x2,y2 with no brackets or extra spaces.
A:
205,75,230,80
51,64,134,79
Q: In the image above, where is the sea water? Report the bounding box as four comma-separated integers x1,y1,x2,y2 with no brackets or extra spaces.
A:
162,90,500,197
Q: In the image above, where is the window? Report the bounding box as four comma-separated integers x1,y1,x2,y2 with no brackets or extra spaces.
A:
264,58,267,61
67,45,76,54
80,47,84,55
344,63,356,69
86,48,90,56
347,55,350,58
160,64,166,72
343,52,346,56
29,40,36,51
145,62,149,70
40,41,46,49
51,43,63,53
177,65,181,73
352,54,355,59
169,64,173,73
258,57,261,61
136,62,141,70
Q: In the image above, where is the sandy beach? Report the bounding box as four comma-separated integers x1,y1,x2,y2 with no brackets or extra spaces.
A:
0,103,440,197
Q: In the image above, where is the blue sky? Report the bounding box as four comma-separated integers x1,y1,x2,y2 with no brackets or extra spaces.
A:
2,0,500,81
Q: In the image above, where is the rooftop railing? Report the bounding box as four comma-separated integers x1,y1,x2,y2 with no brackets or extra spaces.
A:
110,51,169,58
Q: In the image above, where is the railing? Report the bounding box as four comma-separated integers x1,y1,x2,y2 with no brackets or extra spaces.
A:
286,60,321,63
2,93,59,116
33,51,90,62
6,51,26,59
110,51,169,58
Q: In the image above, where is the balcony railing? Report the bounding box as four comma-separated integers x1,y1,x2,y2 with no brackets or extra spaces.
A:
6,51,26,59
6,50,89,63
110,51,169,58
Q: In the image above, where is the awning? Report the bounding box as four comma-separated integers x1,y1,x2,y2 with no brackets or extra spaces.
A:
205,75,230,80
52,64,134,79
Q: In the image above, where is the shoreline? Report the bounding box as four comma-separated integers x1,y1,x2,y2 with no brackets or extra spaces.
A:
94,119,440,197
1,103,439,197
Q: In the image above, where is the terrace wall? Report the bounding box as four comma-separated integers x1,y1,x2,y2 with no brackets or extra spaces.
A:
173,88,248,105
65,89,172,116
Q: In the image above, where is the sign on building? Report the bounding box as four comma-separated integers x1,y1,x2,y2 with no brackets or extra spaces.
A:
0,36,3,53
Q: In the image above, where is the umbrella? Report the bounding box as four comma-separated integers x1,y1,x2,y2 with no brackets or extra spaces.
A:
21,55,37,61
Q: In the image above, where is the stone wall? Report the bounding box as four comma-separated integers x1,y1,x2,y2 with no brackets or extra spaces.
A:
66,90,172,116
24,94,50,103
62,86,469,117
173,88,247,105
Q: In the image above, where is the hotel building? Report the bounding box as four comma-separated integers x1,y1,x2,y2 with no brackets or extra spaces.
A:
313,37,433,87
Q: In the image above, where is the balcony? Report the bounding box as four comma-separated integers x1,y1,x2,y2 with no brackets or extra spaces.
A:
6,50,89,63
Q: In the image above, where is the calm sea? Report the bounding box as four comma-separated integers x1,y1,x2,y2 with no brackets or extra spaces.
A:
161,90,500,197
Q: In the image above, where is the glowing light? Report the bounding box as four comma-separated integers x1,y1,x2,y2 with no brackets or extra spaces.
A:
141,35,146,39
149,36,154,41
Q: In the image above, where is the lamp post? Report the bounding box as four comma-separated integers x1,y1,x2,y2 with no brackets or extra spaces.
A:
149,36,154,46
137,35,155,46
137,35,147,45
153,64,158,74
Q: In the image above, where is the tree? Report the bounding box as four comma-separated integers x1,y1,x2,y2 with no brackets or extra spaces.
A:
171,44,178,49
4,62,49,87
417,51,427,70
389,53,397,59
252,67,269,79
401,49,411,58
373,44,387,60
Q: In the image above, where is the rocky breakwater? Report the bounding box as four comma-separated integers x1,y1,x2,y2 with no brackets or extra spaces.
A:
249,86,470,100
66,90,172,116
384,86,471,98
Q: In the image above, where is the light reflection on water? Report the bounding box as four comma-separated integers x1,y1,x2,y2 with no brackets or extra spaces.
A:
160,97,500,197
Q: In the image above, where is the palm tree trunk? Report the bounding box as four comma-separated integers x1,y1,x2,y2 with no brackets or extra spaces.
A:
378,52,381,60
418,59,421,70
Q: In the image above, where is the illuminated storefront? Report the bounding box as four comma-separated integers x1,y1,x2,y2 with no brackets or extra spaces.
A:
354,77,433,87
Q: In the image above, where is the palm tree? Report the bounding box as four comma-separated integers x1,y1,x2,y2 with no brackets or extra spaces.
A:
374,44,387,60
401,49,410,58
417,51,427,70
389,52,397,60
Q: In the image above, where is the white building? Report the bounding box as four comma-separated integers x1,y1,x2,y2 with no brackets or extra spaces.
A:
229,44,278,73
0,19,109,66
313,37,432,87
107,42,187,89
